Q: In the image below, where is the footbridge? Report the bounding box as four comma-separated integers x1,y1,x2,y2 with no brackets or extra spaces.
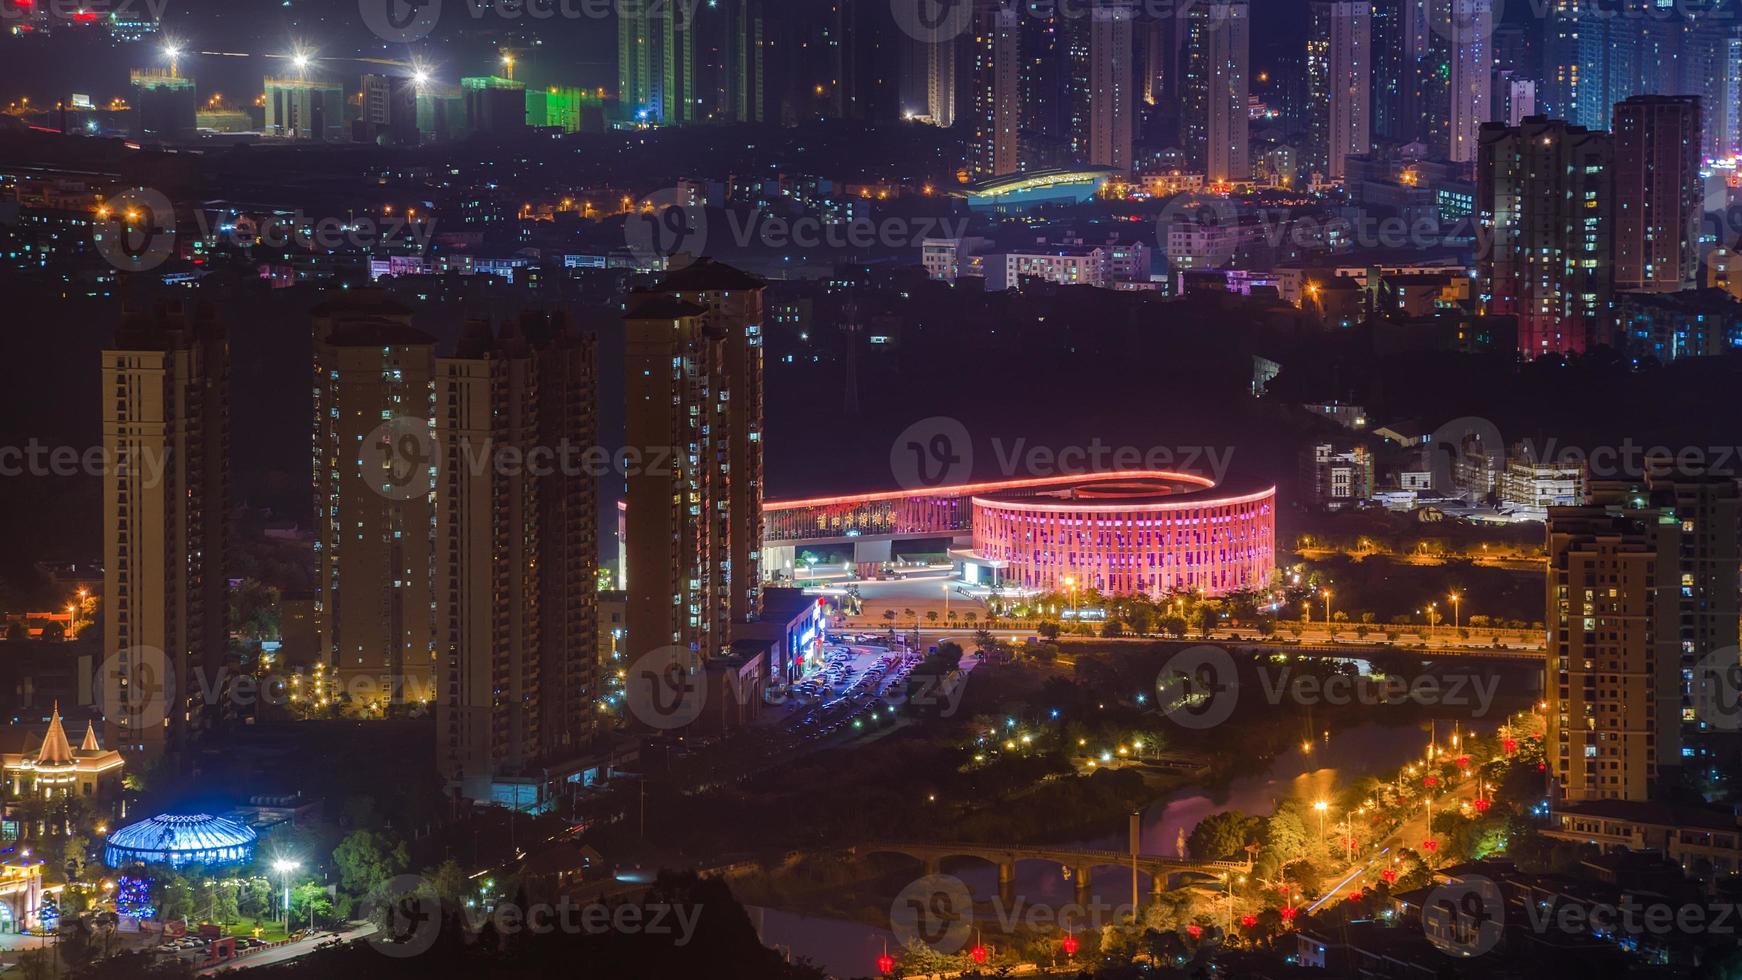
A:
852,840,1250,902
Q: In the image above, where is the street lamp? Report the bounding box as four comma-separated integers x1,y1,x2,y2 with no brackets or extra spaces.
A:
1321,588,1332,624
273,859,299,927
1448,591,1462,630
1312,800,1328,840
1062,576,1077,616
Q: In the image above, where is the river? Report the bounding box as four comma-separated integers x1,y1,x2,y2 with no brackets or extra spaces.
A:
749,691,1537,978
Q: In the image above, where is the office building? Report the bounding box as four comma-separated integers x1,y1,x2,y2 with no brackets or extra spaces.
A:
970,1,1021,177
1588,474,1741,739
1478,117,1612,357
619,0,696,124
1070,0,1134,172
264,77,345,141
1180,0,1250,181
129,70,195,142
1613,96,1702,295
1307,0,1371,181
460,76,527,137
101,300,228,759
622,260,765,677
311,292,436,707
1432,0,1492,163
1369,0,1411,143
1493,71,1536,127
1546,503,1681,803
435,314,599,806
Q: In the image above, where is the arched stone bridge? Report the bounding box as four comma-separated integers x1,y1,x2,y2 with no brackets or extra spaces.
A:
852,841,1251,903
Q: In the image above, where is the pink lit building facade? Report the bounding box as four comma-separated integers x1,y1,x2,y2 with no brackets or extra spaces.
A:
761,472,1276,598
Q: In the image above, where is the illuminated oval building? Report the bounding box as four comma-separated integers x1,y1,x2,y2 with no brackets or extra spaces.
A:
764,471,1276,597
103,813,258,869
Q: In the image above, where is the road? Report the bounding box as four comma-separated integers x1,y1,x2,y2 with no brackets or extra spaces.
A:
196,923,376,974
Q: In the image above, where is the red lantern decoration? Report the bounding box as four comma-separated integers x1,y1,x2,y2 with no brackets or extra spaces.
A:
1455,755,1470,768
877,954,895,975
1186,924,1203,940
971,944,987,964
1423,775,1440,788
1473,798,1491,813
1537,762,1547,771
1423,839,1438,852
1502,738,1518,754
1061,933,1080,957
1346,891,1363,902
1279,906,1297,922
1380,868,1398,884
1240,914,1258,928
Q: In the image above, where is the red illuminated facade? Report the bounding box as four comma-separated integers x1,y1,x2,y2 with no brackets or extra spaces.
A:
764,471,1276,597
970,478,1275,596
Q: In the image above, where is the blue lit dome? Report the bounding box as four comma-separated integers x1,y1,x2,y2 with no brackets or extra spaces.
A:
103,813,258,869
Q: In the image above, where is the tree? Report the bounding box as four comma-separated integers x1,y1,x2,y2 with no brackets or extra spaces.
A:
333,829,409,900
925,610,939,624
1187,811,1262,861
881,609,895,623
1159,615,1188,639
289,882,332,931
1036,621,1061,641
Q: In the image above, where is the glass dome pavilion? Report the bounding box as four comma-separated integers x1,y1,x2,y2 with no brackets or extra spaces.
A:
102,814,258,869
